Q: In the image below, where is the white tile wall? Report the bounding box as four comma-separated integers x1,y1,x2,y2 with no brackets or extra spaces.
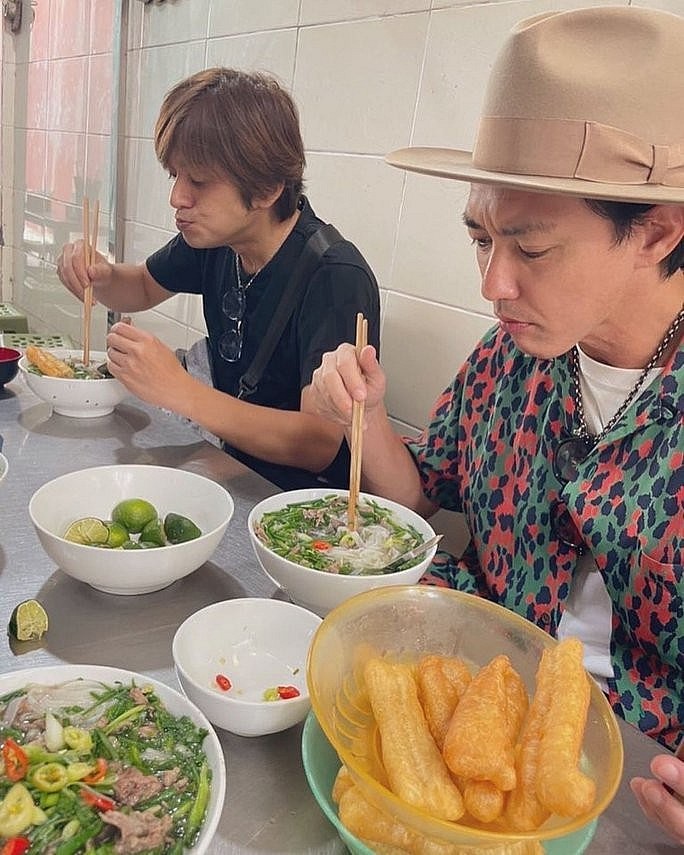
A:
294,13,429,155
382,291,494,428
205,30,297,86
299,1,428,25
208,1,300,36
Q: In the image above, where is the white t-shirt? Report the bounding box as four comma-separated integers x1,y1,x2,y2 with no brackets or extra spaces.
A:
556,348,662,689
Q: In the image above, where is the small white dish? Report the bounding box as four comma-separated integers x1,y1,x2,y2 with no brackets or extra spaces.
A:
173,598,322,737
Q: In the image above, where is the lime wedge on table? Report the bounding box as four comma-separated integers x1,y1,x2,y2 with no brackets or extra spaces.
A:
8,599,49,641
112,498,157,534
64,517,109,546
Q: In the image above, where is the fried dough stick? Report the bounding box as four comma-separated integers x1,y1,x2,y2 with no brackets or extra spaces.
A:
463,779,505,824
505,648,554,831
535,638,595,817
364,658,464,821
443,655,521,792
338,782,545,855
416,654,472,750
25,345,74,378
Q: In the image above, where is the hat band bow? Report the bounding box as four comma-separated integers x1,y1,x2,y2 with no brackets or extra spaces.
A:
473,117,684,188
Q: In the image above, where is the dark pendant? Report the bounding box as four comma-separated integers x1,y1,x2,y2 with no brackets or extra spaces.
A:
553,435,594,485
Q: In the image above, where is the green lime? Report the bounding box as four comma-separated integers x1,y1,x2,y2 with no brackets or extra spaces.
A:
8,599,49,641
121,541,142,550
64,517,109,545
105,521,129,548
164,512,202,544
140,517,166,547
111,498,157,534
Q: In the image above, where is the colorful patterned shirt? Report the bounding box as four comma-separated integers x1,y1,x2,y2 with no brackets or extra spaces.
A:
407,324,683,749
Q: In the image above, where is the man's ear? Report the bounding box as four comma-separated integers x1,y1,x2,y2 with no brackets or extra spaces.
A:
251,184,285,211
634,204,684,269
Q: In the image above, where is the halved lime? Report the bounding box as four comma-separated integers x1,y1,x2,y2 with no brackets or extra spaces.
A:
64,517,109,546
111,498,157,534
8,599,49,641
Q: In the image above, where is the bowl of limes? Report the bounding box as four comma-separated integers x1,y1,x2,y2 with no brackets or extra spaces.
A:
28,464,234,594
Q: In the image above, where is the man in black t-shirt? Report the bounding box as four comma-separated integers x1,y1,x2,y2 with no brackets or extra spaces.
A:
57,68,380,489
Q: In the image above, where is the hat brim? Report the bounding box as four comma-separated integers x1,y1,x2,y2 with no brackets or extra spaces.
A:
385,147,684,205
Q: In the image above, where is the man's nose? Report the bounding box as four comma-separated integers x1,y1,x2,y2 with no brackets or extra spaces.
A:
480,250,519,302
169,178,190,209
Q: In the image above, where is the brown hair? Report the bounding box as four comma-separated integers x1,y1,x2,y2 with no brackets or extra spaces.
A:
154,68,305,220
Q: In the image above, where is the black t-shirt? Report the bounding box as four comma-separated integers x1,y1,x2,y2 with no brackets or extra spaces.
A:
146,197,380,490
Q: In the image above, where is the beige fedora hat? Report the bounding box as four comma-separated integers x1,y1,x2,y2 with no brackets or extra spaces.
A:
386,6,684,204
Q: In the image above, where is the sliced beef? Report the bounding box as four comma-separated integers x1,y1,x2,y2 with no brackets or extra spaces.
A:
101,808,173,854
113,765,163,805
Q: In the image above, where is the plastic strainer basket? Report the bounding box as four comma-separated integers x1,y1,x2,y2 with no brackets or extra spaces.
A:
306,585,624,850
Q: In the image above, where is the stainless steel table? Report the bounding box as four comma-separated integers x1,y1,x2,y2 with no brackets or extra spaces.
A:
0,379,676,853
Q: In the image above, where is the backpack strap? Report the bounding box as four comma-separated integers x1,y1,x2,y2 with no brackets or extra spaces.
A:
237,223,344,400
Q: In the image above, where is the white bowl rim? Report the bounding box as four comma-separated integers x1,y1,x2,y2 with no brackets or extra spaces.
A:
0,662,226,853
173,597,321,709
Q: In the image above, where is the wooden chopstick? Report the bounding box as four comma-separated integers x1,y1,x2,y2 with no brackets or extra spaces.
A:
347,312,368,531
81,197,99,366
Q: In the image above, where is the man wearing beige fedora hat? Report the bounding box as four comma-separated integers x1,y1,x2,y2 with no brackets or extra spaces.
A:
310,5,683,841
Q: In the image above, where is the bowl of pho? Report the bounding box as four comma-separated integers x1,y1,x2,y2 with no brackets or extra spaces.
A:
19,347,127,418
248,488,438,617
0,663,226,854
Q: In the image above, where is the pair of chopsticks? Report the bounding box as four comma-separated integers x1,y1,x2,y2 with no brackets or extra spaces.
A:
82,197,100,366
347,312,368,531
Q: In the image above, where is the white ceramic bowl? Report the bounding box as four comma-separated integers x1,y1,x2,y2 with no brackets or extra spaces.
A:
29,464,234,594
173,598,322,737
0,664,225,855
0,452,7,483
247,488,438,617
19,349,128,417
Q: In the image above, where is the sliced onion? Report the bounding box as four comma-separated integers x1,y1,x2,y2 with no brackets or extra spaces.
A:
44,710,65,751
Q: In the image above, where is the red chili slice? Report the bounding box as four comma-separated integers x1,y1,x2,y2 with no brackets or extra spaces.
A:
1,738,28,782
312,540,331,551
277,685,301,699
215,674,232,691
83,757,108,784
1,838,31,855
80,789,115,812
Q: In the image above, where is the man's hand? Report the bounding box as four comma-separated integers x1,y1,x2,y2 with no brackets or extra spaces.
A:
106,321,189,410
631,753,684,845
57,240,113,302
310,343,386,427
